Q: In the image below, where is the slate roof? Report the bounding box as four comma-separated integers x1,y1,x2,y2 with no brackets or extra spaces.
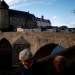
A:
0,0,35,19
0,0,9,9
36,17,50,23
9,9,35,19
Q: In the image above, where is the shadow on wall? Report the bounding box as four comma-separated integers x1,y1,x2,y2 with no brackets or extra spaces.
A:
34,43,64,60
0,38,12,71
37,45,75,75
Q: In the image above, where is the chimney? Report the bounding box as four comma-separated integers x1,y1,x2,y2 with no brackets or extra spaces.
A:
41,15,44,19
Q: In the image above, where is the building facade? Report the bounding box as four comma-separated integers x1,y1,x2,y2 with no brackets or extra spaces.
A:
36,15,51,28
0,0,51,31
0,0,37,31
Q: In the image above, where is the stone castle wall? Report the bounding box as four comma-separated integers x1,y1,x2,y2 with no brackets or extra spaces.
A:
0,32,75,65
0,32,75,54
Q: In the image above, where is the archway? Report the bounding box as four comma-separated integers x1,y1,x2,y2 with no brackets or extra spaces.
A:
51,45,65,54
0,38,12,71
34,43,65,60
34,43,58,60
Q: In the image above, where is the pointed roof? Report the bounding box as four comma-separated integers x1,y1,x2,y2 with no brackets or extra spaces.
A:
12,36,29,45
0,0,9,9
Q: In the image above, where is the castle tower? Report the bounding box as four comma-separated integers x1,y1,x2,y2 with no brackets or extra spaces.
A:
41,15,44,19
0,0,9,30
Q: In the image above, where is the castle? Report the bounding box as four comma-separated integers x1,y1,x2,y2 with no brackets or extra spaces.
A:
0,0,51,31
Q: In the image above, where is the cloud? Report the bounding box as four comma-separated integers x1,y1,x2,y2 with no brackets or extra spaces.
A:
4,0,45,8
67,22,75,28
5,0,56,8
52,15,57,19
5,0,21,5
70,15,75,18
46,0,56,5
10,1,45,8
52,22,75,28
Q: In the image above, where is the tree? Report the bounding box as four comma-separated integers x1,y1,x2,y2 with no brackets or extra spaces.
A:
72,10,75,14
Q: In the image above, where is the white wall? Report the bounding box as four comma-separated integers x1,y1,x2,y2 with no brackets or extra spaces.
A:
37,21,51,27
24,29,32,32
33,28,41,32
52,28,56,32
46,29,52,32
65,28,69,32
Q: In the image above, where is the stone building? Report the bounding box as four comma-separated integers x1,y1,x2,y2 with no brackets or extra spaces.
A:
36,15,51,28
0,0,37,31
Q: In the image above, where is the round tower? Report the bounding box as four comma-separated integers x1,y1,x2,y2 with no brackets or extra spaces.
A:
0,0,9,31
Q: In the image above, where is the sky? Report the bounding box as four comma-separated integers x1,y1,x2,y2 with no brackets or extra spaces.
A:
4,0,75,28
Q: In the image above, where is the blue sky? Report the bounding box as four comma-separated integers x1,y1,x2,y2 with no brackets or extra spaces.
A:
4,0,75,28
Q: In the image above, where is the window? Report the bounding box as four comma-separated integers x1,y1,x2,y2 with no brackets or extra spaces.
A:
19,19,21,21
13,18,15,21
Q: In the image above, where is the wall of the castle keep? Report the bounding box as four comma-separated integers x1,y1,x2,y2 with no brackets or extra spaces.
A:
0,32,75,55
